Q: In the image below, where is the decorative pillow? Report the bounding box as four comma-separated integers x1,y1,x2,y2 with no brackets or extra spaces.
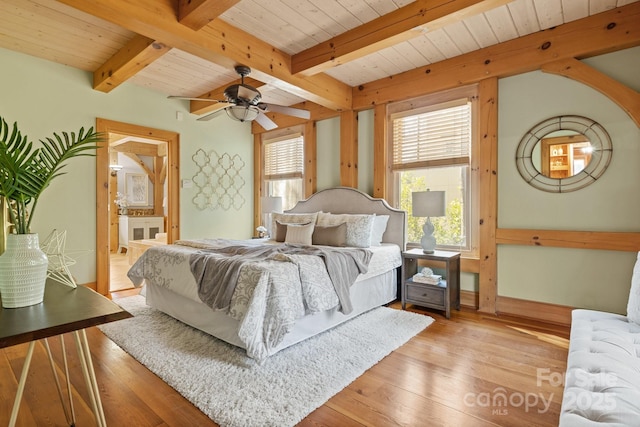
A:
317,213,374,248
271,212,319,242
627,251,640,324
285,223,315,245
312,223,347,247
370,215,389,246
273,221,305,242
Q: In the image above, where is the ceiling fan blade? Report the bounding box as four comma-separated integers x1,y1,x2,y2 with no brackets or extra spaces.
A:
255,111,278,130
168,95,224,102
264,104,311,119
197,109,227,121
237,85,260,102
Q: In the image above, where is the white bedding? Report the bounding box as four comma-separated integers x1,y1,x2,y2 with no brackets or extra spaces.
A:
128,239,401,361
133,239,400,303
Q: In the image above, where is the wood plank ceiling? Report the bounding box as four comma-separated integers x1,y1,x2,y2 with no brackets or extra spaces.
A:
0,0,638,124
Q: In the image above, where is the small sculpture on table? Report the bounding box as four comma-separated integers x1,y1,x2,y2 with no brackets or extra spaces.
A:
41,229,77,288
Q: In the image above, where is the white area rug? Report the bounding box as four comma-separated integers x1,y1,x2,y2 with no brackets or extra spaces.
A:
99,295,434,427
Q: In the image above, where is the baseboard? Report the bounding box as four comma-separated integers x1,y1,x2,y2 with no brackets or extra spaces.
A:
460,290,573,326
83,281,97,291
497,296,573,326
460,290,478,309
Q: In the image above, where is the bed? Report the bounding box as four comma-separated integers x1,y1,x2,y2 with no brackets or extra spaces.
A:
127,187,406,362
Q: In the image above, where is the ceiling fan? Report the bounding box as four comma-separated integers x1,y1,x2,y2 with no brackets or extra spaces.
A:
169,65,310,130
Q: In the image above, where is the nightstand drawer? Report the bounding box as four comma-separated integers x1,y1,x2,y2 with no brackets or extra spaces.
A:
406,284,445,306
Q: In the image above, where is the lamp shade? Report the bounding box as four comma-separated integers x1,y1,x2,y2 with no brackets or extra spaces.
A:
261,196,283,214
226,105,260,122
412,190,445,217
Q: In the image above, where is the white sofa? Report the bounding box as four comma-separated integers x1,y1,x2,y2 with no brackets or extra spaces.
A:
559,253,640,426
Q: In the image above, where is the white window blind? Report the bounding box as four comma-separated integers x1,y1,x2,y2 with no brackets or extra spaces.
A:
391,101,471,170
264,134,304,180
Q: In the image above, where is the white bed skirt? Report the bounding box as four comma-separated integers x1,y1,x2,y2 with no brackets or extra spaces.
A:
145,269,397,355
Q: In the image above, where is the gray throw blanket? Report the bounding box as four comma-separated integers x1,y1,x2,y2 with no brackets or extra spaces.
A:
189,243,372,314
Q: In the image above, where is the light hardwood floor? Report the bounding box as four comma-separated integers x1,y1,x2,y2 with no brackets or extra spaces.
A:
1,280,570,426
110,251,135,292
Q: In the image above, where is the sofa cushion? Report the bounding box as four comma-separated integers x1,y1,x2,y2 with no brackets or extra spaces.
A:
627,251,640,325
559,309,640,426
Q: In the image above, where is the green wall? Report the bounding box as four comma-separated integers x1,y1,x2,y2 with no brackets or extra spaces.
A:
2,44,639,314
496,47,640,314
0,47,254,284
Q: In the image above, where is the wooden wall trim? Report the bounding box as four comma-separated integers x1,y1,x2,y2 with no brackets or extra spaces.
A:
96,118,180,296
461,257,479,274
460,291,573,326
496,228,640,252
541,58,640,128
477,78,498,314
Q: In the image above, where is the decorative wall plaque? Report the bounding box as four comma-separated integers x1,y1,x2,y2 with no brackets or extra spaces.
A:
191,149,246,210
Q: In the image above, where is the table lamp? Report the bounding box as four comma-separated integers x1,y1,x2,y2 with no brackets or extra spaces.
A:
412,190,446,253
260,196,283,238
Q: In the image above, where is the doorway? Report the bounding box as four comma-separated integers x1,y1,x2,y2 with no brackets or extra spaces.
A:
95,119,180,296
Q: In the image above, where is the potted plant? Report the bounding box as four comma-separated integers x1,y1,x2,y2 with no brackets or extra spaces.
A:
0,115,102,307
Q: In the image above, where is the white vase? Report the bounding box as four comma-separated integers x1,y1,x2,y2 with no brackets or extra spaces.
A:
0,233,49,308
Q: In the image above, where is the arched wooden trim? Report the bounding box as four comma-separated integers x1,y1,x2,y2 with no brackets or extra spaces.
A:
541,58,640,128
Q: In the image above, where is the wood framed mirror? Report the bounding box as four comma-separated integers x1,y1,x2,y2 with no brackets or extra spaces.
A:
515,115,612,193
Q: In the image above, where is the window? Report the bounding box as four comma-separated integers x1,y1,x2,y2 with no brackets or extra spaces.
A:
389,90,478,255
262,132,304,211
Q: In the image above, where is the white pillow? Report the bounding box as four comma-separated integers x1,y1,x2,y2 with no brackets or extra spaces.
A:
627,251,640,324
317,212,374,248
271,212,319,241
370,215,389,246
285,223,315,245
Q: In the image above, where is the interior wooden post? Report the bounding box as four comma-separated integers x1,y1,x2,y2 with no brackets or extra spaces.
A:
340,110,358,188
478,77,499,314
304,121,317,197
373,104,387,199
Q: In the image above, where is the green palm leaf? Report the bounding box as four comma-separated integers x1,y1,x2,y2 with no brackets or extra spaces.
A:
0,115,104,233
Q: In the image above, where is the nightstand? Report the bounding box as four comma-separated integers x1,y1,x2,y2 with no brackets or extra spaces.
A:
401,248,461,318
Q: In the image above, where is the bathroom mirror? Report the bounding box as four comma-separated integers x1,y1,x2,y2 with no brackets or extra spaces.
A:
515,115,612,193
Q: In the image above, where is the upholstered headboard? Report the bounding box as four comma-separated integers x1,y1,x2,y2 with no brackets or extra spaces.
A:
287,187,406,249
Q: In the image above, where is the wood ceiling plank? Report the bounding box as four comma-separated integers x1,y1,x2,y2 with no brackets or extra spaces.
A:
178,0,241,31
57,0,352,111
94,35,171,93
291,0,511,76
353,2,640,109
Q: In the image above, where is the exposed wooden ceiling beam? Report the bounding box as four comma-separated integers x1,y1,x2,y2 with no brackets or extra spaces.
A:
122,152,155,183
251,101,339,134
58,0,352,111
94,34,170,93
353,2,640,110
112,142,163,156
178,0,241,31
292,0,510,76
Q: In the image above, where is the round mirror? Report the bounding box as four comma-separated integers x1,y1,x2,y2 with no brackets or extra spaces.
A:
515,115,612,193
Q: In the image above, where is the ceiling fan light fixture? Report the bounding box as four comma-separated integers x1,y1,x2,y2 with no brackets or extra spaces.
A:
226,105,260,122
